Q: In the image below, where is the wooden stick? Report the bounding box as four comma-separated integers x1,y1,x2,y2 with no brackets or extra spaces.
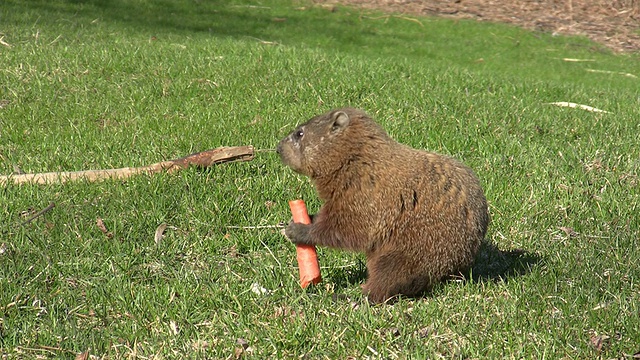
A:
0,146,254,185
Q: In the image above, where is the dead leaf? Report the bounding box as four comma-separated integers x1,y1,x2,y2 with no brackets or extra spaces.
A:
235,338,254,356
96,217,113,238
318,4,336,12
169,320,179,335
19,208,34,218
590,334,610,352
417,326,434,338
250,282,271,296
559,226,578,237
264,200,276,210
0,36,12,48
155,223,168,245
236,338,249,350
250,115,262,125
191,340,210,351
592,301,611,310
383,327,400,337
226,244,238,258
75,349,90,360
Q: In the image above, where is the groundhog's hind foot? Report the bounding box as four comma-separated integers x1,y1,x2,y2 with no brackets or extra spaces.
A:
362,278,429,304
362,252,433,303
361,272,407,304
361,282,393,304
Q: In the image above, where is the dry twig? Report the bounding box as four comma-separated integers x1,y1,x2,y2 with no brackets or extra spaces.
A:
19,203,55,227
1,146,255,185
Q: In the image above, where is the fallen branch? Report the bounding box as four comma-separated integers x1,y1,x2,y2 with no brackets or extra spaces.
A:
559,58,595,62
586,68,637,78
1,146,255,185
547,102,611,114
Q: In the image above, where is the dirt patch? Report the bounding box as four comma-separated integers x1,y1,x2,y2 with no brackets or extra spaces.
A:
315,0,640,53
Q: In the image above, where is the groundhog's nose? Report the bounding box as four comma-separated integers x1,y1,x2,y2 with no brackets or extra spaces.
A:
276,142,281,154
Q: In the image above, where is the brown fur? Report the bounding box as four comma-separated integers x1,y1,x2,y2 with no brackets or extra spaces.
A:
277,108,489,303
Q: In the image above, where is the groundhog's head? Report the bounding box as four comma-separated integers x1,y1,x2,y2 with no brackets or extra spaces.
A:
277,108,388,179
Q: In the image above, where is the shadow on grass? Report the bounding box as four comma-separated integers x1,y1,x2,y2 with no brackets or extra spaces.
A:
324,258,368,290
8,0,393,56
470,239,540,283
324,239,540,296
6,0,446,59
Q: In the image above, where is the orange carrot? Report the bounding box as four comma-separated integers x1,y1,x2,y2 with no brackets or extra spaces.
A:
288,199,322,288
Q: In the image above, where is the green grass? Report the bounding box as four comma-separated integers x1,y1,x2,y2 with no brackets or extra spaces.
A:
1,0,639,358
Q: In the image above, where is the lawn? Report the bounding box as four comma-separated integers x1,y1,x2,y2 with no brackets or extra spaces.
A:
1,0,639,358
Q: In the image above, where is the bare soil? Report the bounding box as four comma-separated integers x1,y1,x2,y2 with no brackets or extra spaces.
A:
315,0,640,53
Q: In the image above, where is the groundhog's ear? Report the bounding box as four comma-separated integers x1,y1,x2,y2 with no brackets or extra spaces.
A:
331,111,351,132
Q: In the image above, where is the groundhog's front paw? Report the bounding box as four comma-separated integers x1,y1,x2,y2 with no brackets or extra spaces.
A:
284,221,311,244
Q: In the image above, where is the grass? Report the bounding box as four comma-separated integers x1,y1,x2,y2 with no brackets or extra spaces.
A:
1,0,639,358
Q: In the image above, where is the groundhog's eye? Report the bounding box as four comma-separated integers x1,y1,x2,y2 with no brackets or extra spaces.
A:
294,129,304,140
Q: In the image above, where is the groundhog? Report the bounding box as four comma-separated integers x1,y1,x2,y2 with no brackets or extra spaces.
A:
277,108,489,303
